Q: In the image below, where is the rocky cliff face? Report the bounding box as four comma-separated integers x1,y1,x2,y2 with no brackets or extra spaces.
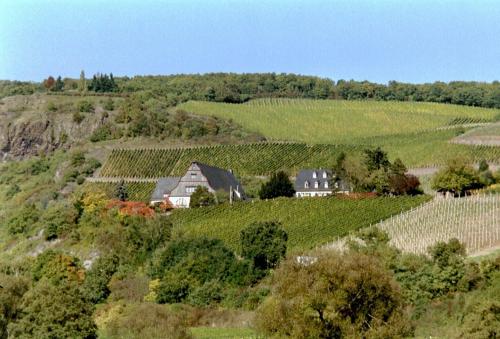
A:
0,96,107,160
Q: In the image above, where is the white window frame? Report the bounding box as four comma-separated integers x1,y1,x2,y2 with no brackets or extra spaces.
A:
304,181,309,188
186,186,197,193
314,181,319,189
312,171,317,179
324,181,329,188
323,171,327,179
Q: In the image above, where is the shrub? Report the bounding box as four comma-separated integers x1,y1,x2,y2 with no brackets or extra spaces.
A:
100,302,192,339
240,221,287,271
103,98,115,110
189,186,215,208
7,204,40,235
8,279,97,339
73,111,85,124
255,251,413,338
76,99,94,112
82,254,119,304
431,158,483,195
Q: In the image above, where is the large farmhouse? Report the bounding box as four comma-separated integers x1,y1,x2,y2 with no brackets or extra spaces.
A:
150,162,245,208
294,169,349,197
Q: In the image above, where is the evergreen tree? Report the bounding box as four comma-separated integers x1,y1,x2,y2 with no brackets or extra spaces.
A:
115,180,128,202
54,76,64,92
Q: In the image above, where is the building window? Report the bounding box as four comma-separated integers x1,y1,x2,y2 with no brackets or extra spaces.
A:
190,172,197,179
304,181,309,188
323,171,327,179
324,181,329,188
312,171,317,178
186,186,197,193
314,181,319,188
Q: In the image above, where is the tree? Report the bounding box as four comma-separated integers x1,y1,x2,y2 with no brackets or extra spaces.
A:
364,147,390,171
81,254,119,304
189,186,215,208
431,158,484,195
255,251,413,338
258,171,295,199
54,76,64,92
8,279,97,339
78,70,86,93
115,180,128,202
43,76,55,91
240,221,288,271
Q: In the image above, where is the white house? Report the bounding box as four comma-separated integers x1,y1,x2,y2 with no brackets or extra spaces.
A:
150,162,245,208
294,169,349,197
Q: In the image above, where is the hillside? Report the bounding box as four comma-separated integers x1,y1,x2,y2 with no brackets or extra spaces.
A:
169,195,431,252
378,194,500,255
179,98,499,143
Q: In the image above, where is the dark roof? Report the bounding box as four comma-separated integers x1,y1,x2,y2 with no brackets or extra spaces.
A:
195,162,245,196
295,169,332,192
151,177,181,201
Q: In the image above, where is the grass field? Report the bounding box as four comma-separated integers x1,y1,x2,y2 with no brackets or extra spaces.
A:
179,99,499,144
170,195,431,253
378,194,500,255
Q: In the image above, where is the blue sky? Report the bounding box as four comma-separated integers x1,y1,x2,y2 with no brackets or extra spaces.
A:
1,0,499,83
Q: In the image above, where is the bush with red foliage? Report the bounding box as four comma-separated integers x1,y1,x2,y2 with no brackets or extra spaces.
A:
106,200,155,217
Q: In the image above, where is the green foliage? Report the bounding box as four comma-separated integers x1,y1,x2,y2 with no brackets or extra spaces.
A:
41,201,79,240
150,237,256,304
122,215,172,263
89,123,122,142
431,158,484,195
76,99,94,113
100,302,192,339
460,301,500,338
87,73,117,93
0,274,30,339
364,146,391,171
240,221,287,271
189,186,215,208
8,279,97,339
83,181,156,203
73,111,85,124
7,204,40,235
103,97,115,110
258,171,295,199
81,254,119,304
171,195,430,252
31,250,84,286
255,251,413,338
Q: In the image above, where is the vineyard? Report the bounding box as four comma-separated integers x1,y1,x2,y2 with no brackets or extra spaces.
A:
98,137,500,179
169,195,431,252
82,181,156,202
99,142,358,178
377,194,500,255
179,99,499,144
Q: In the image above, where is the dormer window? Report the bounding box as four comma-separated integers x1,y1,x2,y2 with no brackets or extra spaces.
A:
312,171,317,179
304,181,309,189
314,181,319,189
324,182,329,188
323,171,327,179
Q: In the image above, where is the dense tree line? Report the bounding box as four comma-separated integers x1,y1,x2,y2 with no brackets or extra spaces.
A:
5,74,500,109
336,79,500,109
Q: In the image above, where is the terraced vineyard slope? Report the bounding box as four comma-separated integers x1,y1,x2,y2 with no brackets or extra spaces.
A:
83,181,156,202
99,143,357,178
377,194,500,255
179,99,499,144
170,195,431,252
